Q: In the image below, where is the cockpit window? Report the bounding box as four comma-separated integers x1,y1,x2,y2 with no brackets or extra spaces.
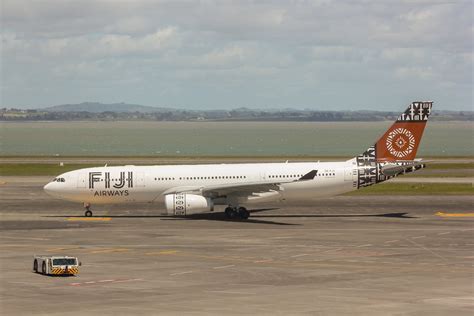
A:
52,178,66,182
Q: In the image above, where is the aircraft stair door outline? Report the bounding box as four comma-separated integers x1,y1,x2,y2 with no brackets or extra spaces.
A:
344,163,357,182
135,172,146,187
77,173,87,188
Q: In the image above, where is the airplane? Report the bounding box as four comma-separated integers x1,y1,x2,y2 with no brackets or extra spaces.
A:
44,101,432,220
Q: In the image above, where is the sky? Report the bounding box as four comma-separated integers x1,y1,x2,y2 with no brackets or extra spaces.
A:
1,0,472,111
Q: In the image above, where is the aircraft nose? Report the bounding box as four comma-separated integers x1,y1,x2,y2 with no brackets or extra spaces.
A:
43,182,55,196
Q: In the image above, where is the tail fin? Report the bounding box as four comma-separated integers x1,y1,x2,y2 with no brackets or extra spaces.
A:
350,101,432,189
370,101,432,162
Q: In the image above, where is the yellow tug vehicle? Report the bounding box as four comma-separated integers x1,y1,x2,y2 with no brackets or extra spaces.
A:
33,255,80,276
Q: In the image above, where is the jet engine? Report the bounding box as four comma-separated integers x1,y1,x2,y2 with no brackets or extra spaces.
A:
165,193,214,216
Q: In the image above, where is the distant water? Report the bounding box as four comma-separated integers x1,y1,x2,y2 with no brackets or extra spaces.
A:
0,121,472,157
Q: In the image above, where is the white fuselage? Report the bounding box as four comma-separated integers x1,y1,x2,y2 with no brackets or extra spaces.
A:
44,160,358,207
42,101,433,216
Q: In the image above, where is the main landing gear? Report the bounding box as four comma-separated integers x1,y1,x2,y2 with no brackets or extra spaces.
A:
84,203,93,217
224,206,250,220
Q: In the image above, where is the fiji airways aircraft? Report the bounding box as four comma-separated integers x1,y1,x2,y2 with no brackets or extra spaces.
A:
44,101,432,220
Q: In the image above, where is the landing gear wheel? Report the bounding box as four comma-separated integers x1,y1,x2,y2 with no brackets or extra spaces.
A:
33,260,38,273
42,262,46,274
84,203,93,217
225,207,235,219
238,207,250,220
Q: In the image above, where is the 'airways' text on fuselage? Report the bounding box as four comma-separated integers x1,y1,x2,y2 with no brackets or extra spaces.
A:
93,190,129,197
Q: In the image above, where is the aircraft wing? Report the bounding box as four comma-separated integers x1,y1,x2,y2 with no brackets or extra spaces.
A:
162,170,317,198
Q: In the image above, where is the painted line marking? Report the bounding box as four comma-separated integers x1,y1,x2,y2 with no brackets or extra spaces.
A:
90,248,129,254
170,271,193,276
68,278,142,286
405,238,448,263
437,232,451,235
290,254,309,258
47,247,82,252
212,265,235,269
323,248,342,253
206,290,257,295
384,240,399,243
356,244,372,248
145,250,179,255
253,259,273,263
67,217,112,221
412,236,426,239
2,236,50,241
113,278,143,283
435,212,474,218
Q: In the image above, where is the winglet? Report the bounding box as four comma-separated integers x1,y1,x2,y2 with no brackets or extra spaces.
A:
298,170,317,181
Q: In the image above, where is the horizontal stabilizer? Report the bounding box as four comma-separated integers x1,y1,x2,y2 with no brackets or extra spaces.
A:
380,161,426,177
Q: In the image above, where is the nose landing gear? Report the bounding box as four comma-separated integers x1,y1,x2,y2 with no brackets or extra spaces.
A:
84,203,93,217
224,206,250,220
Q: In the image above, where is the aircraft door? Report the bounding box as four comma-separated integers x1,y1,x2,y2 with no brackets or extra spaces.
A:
344,166,357,182
77,173,87,188
135,172,146,187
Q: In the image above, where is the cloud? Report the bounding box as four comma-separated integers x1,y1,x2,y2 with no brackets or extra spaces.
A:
1,0,472,110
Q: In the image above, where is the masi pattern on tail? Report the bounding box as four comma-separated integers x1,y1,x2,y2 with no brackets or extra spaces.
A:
354,101,432,189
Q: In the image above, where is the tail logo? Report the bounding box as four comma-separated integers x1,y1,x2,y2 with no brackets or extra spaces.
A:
385,127,416,158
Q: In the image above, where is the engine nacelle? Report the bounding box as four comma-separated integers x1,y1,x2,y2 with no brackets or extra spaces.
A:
165,193,214,216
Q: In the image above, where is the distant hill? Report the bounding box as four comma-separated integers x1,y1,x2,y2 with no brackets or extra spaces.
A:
2,103,471,121
43,102,172,113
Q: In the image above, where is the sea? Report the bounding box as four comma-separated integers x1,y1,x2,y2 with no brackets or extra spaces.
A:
0,121,472,157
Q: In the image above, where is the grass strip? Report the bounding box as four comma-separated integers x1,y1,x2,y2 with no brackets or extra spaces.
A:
0,164,98,176
348,183,473,196
1,162,473,177
424,163,474,169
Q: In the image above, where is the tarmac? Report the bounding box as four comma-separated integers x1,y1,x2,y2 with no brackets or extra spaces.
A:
0,176,473,315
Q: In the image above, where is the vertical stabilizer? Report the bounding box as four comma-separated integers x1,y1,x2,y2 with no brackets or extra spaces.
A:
374,101,432,162
351,101,433,189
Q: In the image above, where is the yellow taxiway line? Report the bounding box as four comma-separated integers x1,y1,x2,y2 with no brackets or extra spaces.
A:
435,212,474,218
66,217,112,221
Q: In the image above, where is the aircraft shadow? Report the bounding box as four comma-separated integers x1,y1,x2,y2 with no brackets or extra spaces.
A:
45,209,414,226
45,208,297,226
252,212,416,219
160,208,297,226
